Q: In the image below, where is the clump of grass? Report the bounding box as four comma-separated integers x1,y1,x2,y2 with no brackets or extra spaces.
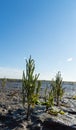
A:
72,95,76,100
48,109,65,116
48,109,58,116
59,110,65,115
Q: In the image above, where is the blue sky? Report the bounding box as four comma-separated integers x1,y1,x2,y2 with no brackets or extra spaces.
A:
0,0,76,81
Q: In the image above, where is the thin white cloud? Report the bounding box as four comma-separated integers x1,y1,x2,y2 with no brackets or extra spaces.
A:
67,57,73,62
0,67,23,79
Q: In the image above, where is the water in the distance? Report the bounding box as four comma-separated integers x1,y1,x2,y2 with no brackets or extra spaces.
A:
0,79,76,96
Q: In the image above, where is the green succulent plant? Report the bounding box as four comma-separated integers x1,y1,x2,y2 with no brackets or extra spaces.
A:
22,56,41,119
51,71,64,106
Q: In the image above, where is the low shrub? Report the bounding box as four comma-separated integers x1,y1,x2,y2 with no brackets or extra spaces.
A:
48,109,58,116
